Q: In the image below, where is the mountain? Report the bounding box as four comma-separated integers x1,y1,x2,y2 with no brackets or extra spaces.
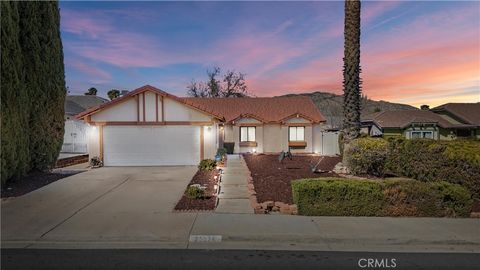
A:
281,91,418,128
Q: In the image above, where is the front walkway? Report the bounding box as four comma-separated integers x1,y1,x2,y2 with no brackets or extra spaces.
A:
215,155,253,214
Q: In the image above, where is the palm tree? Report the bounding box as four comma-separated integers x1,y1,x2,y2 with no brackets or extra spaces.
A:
342,0,362,143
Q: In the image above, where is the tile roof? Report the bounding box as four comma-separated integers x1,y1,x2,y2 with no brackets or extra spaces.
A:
181,96,325,123
362,110,474,129
76,85,325,123
431,103,480,126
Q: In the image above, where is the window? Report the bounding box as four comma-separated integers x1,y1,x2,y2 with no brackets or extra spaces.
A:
411,131,433,139
240,126,256,142
289,126,305,141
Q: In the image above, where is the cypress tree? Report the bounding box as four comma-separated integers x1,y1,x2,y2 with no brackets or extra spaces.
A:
1,1,30,183
18,1,66,171
1,1,65,184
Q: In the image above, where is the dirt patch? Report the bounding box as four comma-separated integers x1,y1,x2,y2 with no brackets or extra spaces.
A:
174,169,219,211
1,171,82,198
243,154,342,204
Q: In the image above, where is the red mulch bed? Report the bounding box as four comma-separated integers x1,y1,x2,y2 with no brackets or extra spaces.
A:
1,171,82,198
243,154,342,204
174,169,219,211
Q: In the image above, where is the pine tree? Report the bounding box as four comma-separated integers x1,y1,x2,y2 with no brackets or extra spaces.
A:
342,0,362,143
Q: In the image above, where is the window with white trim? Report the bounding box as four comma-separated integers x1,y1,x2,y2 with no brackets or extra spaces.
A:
240,126,256,142
289,126,305,141
411,131,433,139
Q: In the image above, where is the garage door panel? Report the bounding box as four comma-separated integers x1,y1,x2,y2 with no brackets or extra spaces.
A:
103,126,200,166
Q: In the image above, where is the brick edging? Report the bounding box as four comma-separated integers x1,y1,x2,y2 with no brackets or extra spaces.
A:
243,161,298,215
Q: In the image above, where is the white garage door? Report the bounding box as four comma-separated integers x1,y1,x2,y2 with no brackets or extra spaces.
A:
103,126,200,166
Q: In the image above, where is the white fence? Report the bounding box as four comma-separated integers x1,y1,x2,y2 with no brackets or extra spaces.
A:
61,120,88,153
318,130,340,156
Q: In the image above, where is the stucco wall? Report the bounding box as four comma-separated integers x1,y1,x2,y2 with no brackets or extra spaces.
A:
284,117,311,124
87,125,100,159
91,98,137,122
144,91,157,122
164,98,211,122
203,125,217,159
263,124,283,152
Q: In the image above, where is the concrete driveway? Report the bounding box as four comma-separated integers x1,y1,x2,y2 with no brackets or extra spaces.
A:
1,166,198,248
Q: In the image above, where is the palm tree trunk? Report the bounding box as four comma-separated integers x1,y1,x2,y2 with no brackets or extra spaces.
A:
342,0,362,144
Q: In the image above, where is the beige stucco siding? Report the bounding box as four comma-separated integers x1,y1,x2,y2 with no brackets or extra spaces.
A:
91,99,137,122
144,92,157,122
263,124,283,153
284,117,311,124
163,98,211,122
203,125,217,159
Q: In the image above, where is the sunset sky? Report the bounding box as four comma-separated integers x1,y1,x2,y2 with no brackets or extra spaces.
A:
60,1,480,107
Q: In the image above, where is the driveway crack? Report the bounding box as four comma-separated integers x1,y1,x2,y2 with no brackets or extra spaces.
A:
38,177,130,239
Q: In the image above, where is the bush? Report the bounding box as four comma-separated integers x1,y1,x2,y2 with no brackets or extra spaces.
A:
292,178,473,217
382,180,472,217
292,178,385,216
386,138,480,199
344,138,389,177
198,159,216,171
186,185,205,199
344,138,480,199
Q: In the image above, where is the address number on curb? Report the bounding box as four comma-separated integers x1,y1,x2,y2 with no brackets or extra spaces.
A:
189,235,222,242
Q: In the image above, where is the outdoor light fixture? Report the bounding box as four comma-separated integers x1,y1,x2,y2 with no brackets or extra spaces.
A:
253,148,257,153
214,175,218,181
214,184,218,191
216,166,220,170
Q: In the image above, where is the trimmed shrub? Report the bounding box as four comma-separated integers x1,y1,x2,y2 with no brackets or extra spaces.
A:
198,159,217,171
292,178,473,217
344,138,389,177
186,185,205,199
292,178,385,216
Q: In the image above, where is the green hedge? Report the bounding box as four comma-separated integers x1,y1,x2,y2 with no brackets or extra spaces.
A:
292,178,385,216
344,138,480,199
292,178,472,217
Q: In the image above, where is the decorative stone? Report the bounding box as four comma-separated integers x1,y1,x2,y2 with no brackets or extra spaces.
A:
265,201,274,207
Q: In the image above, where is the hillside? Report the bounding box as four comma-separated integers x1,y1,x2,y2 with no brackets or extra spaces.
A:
281,92,418,128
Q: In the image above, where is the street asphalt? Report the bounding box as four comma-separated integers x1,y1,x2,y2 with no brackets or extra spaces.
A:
2,249,480,270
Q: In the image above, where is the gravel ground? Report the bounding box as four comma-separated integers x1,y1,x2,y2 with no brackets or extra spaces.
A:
174,169,219,211
243,154,341,204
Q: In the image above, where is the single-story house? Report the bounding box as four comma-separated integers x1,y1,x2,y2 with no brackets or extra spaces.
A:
76,85,334,166
430,103,480,138
63,95,108,153
361,103,480,140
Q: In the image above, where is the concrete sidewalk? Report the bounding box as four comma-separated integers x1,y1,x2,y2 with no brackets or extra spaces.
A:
3,212,479,252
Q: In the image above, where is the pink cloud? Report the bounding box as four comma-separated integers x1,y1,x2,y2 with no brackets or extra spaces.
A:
66,59,112,82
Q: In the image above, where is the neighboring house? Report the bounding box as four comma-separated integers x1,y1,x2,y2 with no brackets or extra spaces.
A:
76,85,335,166
361,103,480,140
63,95,108,153
430,103,480,139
